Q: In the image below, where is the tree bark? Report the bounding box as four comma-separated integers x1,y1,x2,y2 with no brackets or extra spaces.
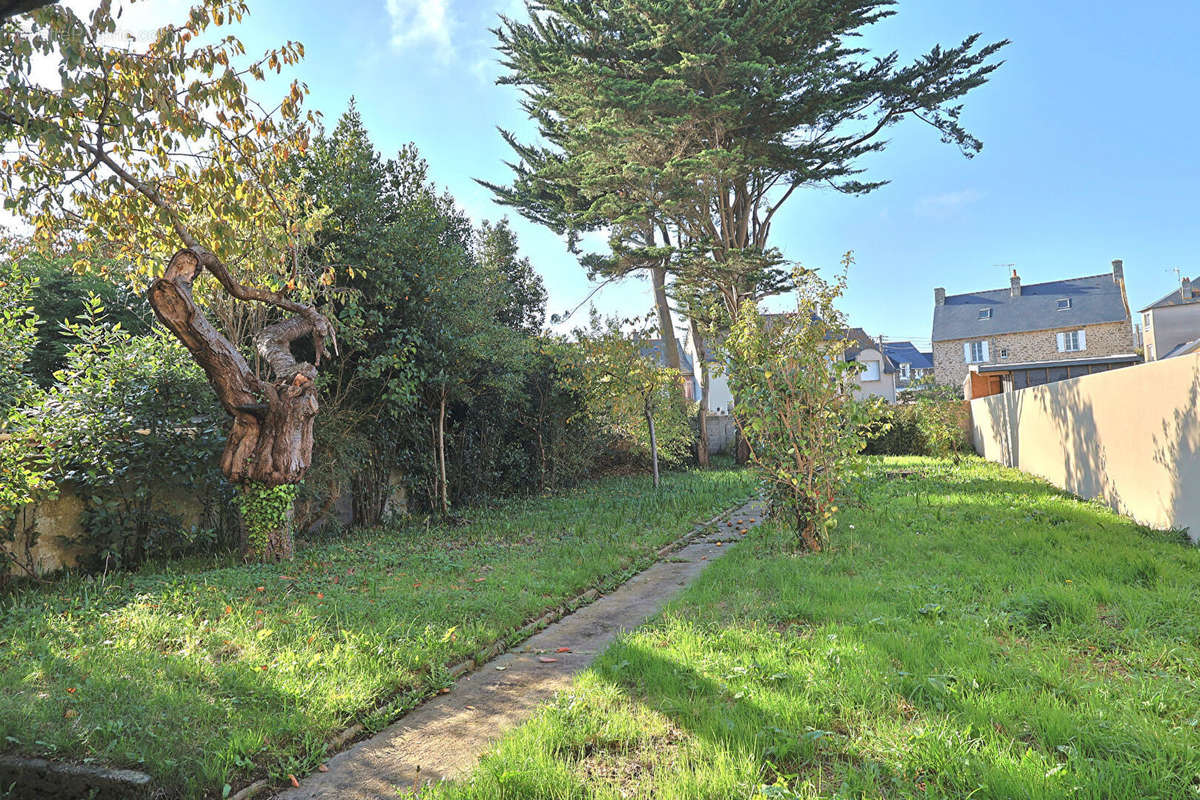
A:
645,398,660,489
148,249,323,487
438,385,449,516
0,0,55,22
688,318,711,467
650,265,680,371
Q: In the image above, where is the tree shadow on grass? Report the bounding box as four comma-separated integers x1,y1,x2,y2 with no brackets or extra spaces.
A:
582,617,1198,800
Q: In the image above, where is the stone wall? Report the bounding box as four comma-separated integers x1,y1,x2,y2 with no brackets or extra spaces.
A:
704,414,738,455
934,321,1134,386
2,484,207,577
4,478,407,578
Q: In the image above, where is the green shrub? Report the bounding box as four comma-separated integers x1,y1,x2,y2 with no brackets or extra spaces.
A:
863,399,970,456
722,266,874,551
0,264,57,581
19,296,233,569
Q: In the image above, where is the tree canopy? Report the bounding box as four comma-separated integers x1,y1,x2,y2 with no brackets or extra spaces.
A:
490,0,1008,314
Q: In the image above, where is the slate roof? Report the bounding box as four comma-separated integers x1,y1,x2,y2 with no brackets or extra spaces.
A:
1139,279,1200,312
843,327,897,374
882,341,934,370
932,273,1129,342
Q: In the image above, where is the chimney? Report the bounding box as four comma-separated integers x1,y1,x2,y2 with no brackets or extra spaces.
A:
1009,269,1021,297
1112,259,1124,284
1184,276,1192,299
934,287,946,306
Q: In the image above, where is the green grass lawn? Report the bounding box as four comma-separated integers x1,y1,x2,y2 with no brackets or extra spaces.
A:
432,456,1200,800
0,468,756,798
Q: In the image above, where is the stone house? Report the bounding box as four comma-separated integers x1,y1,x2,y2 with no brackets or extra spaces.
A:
932,261,1137,389
1140,275,1200,361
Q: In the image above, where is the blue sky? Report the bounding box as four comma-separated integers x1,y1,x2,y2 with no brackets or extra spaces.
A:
230,0,1200,347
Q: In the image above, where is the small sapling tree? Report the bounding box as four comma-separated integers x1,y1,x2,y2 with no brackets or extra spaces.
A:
723,260,875,550
576,314,690,487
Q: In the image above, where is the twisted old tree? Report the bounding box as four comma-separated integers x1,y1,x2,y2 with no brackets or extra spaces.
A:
0,0,332,559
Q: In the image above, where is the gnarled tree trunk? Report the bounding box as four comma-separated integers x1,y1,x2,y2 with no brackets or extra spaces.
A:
147,248,334,560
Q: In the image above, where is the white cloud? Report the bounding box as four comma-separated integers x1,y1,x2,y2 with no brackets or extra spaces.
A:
386,0,454,61
470,55,499,84
914,189,983,219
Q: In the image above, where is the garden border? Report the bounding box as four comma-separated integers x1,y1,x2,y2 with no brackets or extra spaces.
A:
227,497,752,800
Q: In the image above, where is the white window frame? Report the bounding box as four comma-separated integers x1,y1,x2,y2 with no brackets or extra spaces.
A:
1057,329,1087,353
1143,312,1152,330
978,308,992,320
899,363,910,380
964,340,989,363
999,347,1009,360
1056,298,1072,311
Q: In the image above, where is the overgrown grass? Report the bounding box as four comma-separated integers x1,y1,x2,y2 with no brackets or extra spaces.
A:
0,468,756,798
434,456,1200,800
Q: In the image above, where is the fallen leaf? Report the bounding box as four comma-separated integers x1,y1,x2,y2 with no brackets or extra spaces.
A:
474,577,486,583
555,647,571,653
63,709,77,719
316,592,324,599
716,542,723,547
317,764,328,773
538,656,558,663
256,586,265,592
438,687,451,694
288,774,299,788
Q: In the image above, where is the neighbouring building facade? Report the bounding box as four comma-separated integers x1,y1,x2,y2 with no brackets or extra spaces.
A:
1140,275,1200,361
681,326,733,415
643,337,696,401
932,260,1138,389
845,328,898,403
882,341,934,388
682,319,900,411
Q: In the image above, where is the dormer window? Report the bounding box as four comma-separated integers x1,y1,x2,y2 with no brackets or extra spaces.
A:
1056,298,1071,310
978,308,992,320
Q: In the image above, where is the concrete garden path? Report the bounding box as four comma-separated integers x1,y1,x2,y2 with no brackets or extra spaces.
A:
274,497,767,800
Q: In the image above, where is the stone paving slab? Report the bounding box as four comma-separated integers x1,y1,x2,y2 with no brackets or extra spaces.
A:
274,498,767,799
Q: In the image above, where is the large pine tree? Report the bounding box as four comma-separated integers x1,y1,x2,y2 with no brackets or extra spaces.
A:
490,0,1007,313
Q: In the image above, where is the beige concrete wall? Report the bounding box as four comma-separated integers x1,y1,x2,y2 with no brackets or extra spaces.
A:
935,321,1134,386
970,352,1200,541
